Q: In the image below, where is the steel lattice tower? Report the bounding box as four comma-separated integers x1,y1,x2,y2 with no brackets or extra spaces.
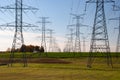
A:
48,29,54,52
0,0,38,67
71,14,84,52
64,37,70,52
114,5,120,55
110,17,120,52
53,38,61,52
38,17,50,52
86,0,114,68
12,0,24,51
82,36,88,52
68,28,74,52
11,0,25,67
64,27,74,52
110,5,120,57
115,17,120,53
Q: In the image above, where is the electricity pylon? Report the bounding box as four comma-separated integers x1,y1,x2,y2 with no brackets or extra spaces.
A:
52,38,61,52
71,13,84,52
64,37,70,52
47,29,54,52
110,17,120,57
82,36,88,52
0,0,38,67
110,5,120,57
64,27,74,52
38,17,50,52
86,0,114,68
68,28,74,52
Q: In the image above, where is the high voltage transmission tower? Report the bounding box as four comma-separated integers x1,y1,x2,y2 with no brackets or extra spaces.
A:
64,36,71,52
38,17,50,52
82,36,88,52
71,13,84,52
0,0,38,67
47,29,55,52
67,28,74,52
109,5,120,57
71,13,88,52
86,0,115,68
52,38,61,52
64,27,74,52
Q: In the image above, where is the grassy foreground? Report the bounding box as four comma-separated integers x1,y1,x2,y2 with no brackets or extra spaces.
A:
0,57,120,80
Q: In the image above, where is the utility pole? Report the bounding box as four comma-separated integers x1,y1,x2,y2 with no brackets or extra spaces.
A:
86,0,114,68
110,5,120,57
0,0,38,67
38,17,50,52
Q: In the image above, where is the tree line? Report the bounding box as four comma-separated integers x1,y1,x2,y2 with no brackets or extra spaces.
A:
6,45,44,52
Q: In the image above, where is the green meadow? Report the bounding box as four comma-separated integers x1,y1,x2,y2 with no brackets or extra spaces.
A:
0,52,120,80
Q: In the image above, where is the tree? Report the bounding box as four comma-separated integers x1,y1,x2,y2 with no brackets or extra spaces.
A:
11,44,44,52
6,48,11,52
19,44,26,52
40,46,44,52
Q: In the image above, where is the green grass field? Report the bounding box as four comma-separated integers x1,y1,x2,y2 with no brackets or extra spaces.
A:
0,52,120,80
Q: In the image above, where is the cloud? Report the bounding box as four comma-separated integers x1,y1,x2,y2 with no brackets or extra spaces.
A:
0,30,116,52
0,31,13,51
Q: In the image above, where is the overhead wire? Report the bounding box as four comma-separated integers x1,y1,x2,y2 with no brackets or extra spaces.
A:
4,0,14,21
23,0,33,20
76,0,81,14
24,0,40,24
3,0,14,22
23,0,40,32
23,0,38,23
31,0,40,20
35,0,43,17
68,0,74,27
0,10,8,23
0,0,14,26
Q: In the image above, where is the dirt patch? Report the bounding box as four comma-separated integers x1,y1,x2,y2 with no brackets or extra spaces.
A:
29,58,71,64
0,58,71,64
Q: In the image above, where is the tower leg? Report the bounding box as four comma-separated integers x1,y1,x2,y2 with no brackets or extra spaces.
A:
23,52,27,67
8,52,14,67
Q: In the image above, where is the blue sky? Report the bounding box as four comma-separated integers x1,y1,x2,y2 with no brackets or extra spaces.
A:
0,0,119,52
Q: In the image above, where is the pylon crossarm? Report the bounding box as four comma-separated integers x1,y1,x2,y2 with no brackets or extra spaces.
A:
0,22,15,27
22,22,38,27
0,4,38,10
22,4,38,10
113,5,120,11
0,22,38,31
86,0,114,3
109,17,120,20
0,4,15,9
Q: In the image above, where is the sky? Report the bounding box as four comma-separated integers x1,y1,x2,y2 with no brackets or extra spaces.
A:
0,0,119,52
